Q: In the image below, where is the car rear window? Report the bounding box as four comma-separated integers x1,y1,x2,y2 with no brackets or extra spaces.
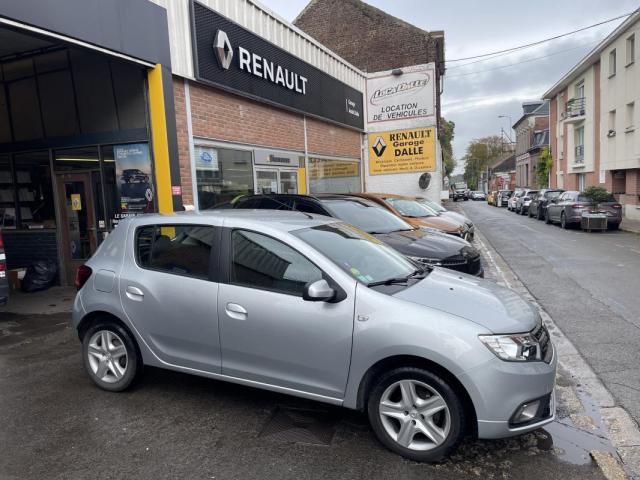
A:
136,224,216,279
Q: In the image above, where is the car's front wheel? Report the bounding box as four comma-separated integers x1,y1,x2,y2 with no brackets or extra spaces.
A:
82,321,141,392
367,367,465,462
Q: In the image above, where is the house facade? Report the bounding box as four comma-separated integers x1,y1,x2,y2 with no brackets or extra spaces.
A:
513,101,549,189
544,11,640,220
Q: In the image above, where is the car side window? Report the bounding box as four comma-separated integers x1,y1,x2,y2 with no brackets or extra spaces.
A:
230,230,323,296
136,224,215,280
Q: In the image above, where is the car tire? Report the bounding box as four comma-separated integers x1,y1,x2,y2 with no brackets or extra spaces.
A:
367,367,465,463
545,209,552,224
609,223,620,231
528,208,533,218
561,212,568,229
537,209,543,221
82,320,142,392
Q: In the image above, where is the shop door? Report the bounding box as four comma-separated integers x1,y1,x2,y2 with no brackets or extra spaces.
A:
255,168,298,194
56,173,98,283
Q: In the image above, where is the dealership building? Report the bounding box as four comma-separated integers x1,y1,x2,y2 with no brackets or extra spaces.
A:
0,0,366,285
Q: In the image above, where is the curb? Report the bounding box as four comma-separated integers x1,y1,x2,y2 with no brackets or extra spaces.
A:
472,226,640,480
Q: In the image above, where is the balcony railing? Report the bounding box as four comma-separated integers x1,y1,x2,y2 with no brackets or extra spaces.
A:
563,97,586,119
575,145,584,163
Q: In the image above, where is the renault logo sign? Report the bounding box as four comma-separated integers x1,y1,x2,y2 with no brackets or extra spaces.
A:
372,137,387,157
214,30,233,70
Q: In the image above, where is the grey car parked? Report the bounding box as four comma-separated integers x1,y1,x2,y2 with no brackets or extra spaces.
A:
528,190,564,220
545,191,623,229
72,210,556,462
515,189,539,215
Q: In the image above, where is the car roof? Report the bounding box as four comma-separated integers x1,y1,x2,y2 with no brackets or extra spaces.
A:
125,209,336,232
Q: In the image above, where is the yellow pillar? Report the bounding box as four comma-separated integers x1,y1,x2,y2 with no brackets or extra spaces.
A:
297,168,307,194
147,64,173,214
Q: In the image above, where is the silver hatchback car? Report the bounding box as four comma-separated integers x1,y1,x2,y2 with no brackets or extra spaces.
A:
72,210,556,462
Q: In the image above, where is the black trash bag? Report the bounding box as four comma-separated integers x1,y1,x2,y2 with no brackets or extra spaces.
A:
21,260,58,293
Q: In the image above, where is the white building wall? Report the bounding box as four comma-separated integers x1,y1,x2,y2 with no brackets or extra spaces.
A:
600,18,640,172
566,65,595,176
149,0,366,92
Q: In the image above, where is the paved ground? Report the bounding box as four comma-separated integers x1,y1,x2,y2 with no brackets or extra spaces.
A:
0,314,610,480
459,200,640,429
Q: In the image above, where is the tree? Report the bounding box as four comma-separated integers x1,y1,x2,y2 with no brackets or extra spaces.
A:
462,135,504,190
536,146,552,187
582,186,610,211
439,119,456,177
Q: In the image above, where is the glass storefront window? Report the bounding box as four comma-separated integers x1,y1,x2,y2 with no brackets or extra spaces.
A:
195,145,254,209
0,155,16,228
308,157,361,194
13,151,56,229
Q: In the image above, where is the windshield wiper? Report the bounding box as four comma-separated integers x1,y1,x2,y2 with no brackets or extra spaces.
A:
367,269,426,287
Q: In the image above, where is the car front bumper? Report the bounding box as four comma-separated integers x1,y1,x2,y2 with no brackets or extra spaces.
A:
457,343,557,439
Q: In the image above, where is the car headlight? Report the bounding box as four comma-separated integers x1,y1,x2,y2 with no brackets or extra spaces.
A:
461,246,478,257
479,333,541,361
408,256,441,266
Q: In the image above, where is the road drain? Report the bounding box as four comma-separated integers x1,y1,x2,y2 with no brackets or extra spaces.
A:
258,406,338,446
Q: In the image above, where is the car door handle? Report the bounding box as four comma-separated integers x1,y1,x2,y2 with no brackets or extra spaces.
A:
226,303,248,320
125,286,144,301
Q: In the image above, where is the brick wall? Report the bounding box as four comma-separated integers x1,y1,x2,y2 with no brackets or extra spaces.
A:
172,78,363,200
625,169,639,205
294,0,443,119
173,79,194,206
188,82,306,151
306,116,361,158
550,97,558,188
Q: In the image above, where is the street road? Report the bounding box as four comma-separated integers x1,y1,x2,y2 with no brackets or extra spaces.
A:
460,200,640,425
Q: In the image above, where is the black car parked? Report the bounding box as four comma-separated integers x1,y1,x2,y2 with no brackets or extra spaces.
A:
223,194,484,277
528,189,564,220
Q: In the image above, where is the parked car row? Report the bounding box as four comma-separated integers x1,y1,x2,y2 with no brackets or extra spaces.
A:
488,188,623,230
227,193,482,276
72,190,556,464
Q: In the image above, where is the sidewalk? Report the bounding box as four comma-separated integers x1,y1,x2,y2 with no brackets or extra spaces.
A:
620,217,640,234
0,286,75,316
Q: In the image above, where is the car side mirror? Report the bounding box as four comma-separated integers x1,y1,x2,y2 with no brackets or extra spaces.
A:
303,279,336,302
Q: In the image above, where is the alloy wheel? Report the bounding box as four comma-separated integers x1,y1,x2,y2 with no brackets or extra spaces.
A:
378,379,451,451
561,212,567,229
87,330,128,383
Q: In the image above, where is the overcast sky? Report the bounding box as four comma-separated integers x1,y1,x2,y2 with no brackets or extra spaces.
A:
258,0,638,173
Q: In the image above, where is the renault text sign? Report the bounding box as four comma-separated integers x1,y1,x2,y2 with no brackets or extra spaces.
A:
191,1,363,129
366,64,436,125
368,127,436,175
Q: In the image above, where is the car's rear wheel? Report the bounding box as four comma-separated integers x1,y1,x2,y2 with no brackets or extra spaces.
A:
82,321,141,392
367,367,464,462
561,212,568,229
528,208,533,218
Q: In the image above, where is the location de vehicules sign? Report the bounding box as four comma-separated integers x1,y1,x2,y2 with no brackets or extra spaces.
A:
368,127,436,175
366,64,436,125
190,1,364,130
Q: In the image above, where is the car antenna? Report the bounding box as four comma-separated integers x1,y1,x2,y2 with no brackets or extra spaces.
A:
263,195,314,220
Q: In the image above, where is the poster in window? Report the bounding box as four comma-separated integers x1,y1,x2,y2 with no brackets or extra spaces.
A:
114,143,154,218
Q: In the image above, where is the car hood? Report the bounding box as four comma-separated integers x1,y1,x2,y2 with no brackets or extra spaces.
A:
405,215,462,233
441,211,472,227
372,229,470,260
393,268,539,333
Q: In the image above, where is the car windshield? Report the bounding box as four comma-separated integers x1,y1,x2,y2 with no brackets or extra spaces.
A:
293,223,418,284
417,198,446,213
385,198,436,218
322,199,414,234
547,191,562,199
